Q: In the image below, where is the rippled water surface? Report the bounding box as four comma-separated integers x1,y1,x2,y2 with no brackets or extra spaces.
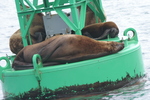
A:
0,0,150,99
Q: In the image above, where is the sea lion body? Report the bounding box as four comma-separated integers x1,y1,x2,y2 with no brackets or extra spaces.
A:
9,13,46,54
9,5,105,54
81,21,119,40
12,34,124,69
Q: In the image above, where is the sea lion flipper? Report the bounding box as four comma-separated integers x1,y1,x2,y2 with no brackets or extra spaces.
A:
93,29,110,40
94,28,118,40
38,39,61,62
83,32,94,38
13,62,33,70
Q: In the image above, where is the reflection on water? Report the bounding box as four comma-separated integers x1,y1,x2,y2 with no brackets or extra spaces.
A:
0,0,150,99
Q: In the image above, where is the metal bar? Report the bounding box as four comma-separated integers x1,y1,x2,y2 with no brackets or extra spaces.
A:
93,0,106,22
70,0,79,26
70,0,82,35
25,0,36,10
53,0,60,7
79,0,87,28
55,8,77,31
0,57,11,81
43,0,49,8
33,0,38,6
22,12,35,46
33,54,43,81
18,15,28,46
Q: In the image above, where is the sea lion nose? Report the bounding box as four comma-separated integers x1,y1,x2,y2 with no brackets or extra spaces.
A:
116,43,124,51
112,42,124,53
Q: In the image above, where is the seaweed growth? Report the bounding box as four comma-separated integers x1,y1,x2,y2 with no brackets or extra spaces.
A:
4,74,143,100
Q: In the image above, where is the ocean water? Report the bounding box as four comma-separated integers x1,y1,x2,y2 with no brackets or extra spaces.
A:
0,0,150,99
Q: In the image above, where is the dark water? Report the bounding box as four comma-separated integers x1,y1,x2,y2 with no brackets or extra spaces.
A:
0,0,150,99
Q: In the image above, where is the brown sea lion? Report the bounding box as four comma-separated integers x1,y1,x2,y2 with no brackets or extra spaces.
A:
78,6,104,26
9,12,46,54
84,6,103,26
81,21,119,40
12,34,124,70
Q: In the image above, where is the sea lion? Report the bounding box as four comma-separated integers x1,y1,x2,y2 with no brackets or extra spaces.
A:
84,6,103,26
81,21,119,40
78,6,104,26
9,12,46,54
12,34,124,70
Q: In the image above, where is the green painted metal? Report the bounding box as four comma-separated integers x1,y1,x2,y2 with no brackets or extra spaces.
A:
0,28,145,98
124,28,138,41
14,0,106,46
0,0,144,98
88,0,106,22
33,54,43,81
0,57,11,81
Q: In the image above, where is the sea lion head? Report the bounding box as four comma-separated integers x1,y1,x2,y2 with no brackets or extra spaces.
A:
102,21,119,38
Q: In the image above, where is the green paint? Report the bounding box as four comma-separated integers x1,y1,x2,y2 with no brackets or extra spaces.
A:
0,0,144,98
0,33,145,96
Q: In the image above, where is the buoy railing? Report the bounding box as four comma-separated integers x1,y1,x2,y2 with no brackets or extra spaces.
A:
121,28,138,46
0,57,11,81
33,54,43,81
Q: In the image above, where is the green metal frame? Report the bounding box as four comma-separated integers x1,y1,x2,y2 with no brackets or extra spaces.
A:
14,0,106,47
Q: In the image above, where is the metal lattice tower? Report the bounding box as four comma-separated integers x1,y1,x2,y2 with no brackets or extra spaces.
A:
14,0,106,46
